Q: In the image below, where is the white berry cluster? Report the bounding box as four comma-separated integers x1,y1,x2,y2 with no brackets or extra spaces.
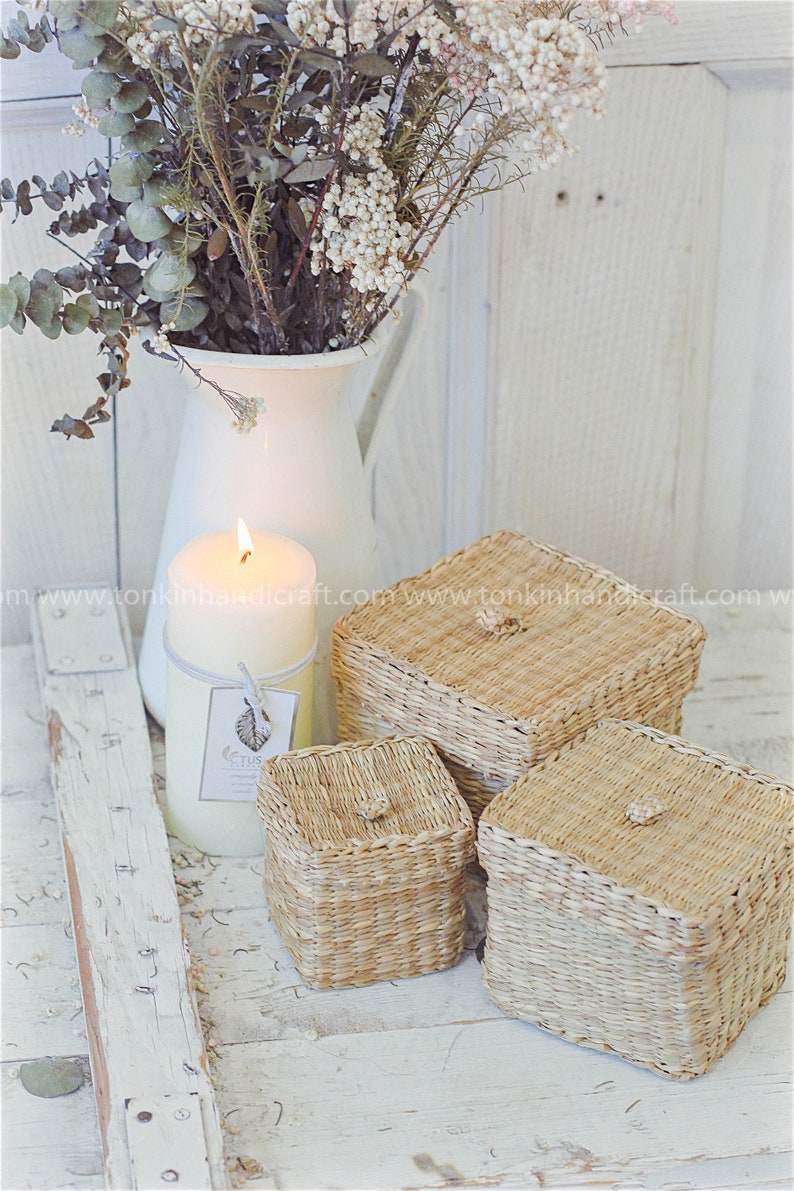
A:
452,8,608,122
583,0,678,31
307,102,414,296
126,0,254,67
286,0,454,57
63,96,107,137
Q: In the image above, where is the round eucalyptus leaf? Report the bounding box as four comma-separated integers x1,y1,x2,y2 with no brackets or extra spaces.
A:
109,154,154,188
8,273,30,309
146,253,196,294
0,284,18,328
158,294,209,332
59,27,104,65
62,302,92,334
122,120,163,152
111,81,149,113
76,292,101,317
82,70,121,108
141,176,168,207
97,109,134,137
157,224,203,257
19,1058,85,1099
39,318,63,340
26,287,59,328
125,200,172,242
109,179,143,203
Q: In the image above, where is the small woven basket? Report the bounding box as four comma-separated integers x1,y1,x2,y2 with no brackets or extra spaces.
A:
333,530,706,819
257,736,475,989
478,720,794,1080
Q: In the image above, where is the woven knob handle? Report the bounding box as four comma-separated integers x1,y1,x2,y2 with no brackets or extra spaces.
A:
356,796,390,821
476,602,522,637
626,797,665,826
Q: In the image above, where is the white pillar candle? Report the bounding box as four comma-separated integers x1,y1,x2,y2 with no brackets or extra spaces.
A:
165,522,316,856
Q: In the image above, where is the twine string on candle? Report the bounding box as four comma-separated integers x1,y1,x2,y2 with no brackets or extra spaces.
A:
237,661,269,735
162,628,318,693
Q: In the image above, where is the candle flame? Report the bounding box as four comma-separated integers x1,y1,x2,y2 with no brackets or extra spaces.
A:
237,518,254,564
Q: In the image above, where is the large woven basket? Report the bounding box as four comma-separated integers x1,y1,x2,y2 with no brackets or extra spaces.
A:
333,530,706,819
257,736,475,989
478,720,794,1080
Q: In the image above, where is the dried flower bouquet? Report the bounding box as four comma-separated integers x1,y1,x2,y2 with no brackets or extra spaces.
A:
0,0,673,436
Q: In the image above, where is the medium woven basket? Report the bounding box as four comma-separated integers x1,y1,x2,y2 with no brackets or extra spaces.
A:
333,530,706,819
478,719,794,1080
257,736,475,989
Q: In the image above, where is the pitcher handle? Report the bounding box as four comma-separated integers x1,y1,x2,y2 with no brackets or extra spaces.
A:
358,281,428,484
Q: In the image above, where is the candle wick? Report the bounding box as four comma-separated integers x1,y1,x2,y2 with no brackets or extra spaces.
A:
240,550,252,565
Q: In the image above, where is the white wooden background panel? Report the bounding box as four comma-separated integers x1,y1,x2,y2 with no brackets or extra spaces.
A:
0,104,118,643
486,64,725,590
1,2,792,647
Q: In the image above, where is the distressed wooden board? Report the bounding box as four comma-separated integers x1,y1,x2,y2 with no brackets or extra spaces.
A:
208,993,792,1191
1,1059,104,1191
1,921,88,1060
30,590,227,1190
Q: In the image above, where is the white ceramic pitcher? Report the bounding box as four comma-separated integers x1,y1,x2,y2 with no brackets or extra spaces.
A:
138,285,426,743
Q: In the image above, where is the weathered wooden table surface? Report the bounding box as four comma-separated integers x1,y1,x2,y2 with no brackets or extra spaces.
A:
2,597,792,1190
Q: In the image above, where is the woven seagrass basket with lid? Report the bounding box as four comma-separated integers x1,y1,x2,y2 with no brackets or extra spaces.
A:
332,530,707,819
477,719,794,1080
257,735,474,990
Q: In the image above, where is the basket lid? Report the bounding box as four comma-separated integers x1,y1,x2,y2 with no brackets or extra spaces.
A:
258,736,473,851
479,720,793,920
340,530,705,722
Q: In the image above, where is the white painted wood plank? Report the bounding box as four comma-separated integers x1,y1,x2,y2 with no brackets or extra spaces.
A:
1,921,88,1060
601,1,793,68
697,81,793,591
31,591,226,1190
487,65,718,590
208,996,791,1191
0,105,117,646
1,1059,104,1191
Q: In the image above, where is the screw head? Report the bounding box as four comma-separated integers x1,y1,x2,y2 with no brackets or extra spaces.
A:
52,608,66,619
136,1110,153,1123
173,1108,190,1120
161,1170,179,1182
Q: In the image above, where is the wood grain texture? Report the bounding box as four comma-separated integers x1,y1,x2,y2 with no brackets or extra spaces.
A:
30,592,226,1190
601,1,793,67
487,65,717,590
698,78,794,590
1,105,117,644
1,1060,104,1191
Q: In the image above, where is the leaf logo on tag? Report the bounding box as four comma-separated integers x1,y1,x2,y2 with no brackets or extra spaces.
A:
235,699,272,752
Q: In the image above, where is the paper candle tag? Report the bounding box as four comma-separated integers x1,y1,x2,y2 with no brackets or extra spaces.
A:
199,686,300,803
